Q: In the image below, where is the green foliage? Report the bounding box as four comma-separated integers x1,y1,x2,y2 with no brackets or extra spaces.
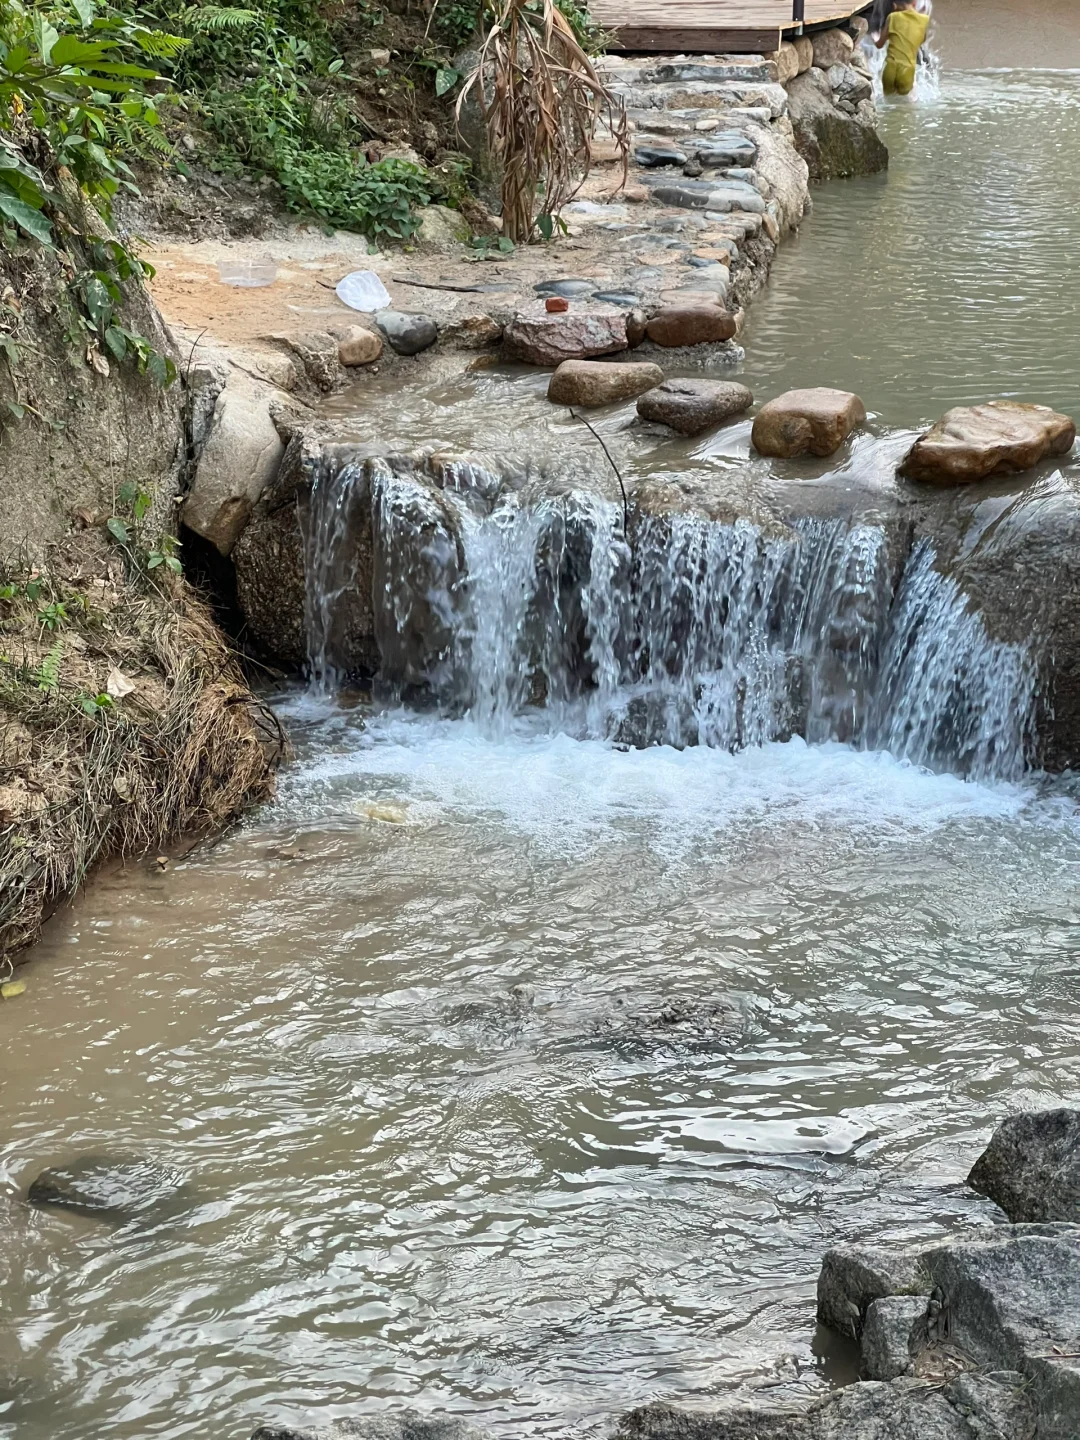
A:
0,1,183,389
107,480,183,576
124,0,435,239
78,689,112,715
37,599,68,630
275,145,431,238
433,0,604,54
34,636,62,692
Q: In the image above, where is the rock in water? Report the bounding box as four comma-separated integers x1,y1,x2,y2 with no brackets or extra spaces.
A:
644,306,737,348
27,1155,187,1223
637,379,753,435
967,1107,1080,1221
252,1412,492,1440
503,309,630,366
786,67,888,181
183,377,285,557
547,360,663,408
375,311,438,356
899,400,1076,485
752,387,866,458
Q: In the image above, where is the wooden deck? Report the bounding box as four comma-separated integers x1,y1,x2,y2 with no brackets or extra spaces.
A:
592,0,871,53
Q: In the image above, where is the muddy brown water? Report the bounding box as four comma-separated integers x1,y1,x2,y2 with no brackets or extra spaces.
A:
3,68,1080,1440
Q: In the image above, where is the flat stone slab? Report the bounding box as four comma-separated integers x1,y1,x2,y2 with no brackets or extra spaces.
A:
548,359,664,408
533,279,596,298
503,308,630,367
899,400,1076,485
650,181,767,215
637,378,753,436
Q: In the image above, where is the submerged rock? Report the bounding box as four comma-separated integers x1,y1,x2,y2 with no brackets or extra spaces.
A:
752,388,866,458
968,1108,1080,1222
547,359,664,408
899,401,1076,485
590,995,741,1059
637,378,753,435
28,1155,187,1223
645,305,737,348
252,1413,491,1440
503,308,630,366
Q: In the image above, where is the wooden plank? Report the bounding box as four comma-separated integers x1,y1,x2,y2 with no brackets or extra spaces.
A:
608,25,781,51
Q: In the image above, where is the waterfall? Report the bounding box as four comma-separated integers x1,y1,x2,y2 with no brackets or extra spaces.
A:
300,452,1036,780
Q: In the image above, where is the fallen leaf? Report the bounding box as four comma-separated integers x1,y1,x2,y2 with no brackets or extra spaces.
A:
1,980,26,999
86,344,110,378
106,666,136,699
357,801,408,824
112,773,133,802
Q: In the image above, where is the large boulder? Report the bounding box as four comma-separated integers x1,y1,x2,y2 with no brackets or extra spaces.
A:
899,401,1076,485
645,306,737,348
637,379,753,435
811,26,855,68
28,1155,187,1223
968,1109,1080,1222
503,308,630,366
752,387,866,458
548,360,664,407
749,119,811,235
786,67,888,180
183,376,286,556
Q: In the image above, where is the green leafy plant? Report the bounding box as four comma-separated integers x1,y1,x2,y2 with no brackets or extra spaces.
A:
37,599,68,630
78,689,113,716
34,636,63,692
275,145,431,239
147,533,181,573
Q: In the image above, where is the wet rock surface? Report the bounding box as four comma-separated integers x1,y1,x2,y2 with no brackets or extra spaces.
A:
636,378,753,434
620,1224,1080,1440
547,359,664,407
752,387,866,458
182,374,286,557
968,1109,1080,1223
786,65,888,181
27,1155,187,1223
252,1414,491,1440
900,401,1076,485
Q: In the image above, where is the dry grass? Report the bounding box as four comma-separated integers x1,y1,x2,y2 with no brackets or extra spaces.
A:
0,558,284,961
459,0,629,242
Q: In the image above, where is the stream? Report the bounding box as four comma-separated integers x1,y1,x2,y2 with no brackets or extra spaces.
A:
2,70,1080,1440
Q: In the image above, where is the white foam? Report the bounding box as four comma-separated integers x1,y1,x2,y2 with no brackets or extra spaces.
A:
275,707,1038,858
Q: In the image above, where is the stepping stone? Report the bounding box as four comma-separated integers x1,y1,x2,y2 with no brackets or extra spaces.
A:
634,145,688,167
548,359,664,407
645,305,737,347
638,378,754,436
752,387,866,459
534,279,596,298
694,134,757,167
899,401,1077,485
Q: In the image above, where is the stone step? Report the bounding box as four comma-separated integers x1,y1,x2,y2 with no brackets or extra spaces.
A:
601,57,778,87
609,81,788,119
633,131,758,168
625,108,766,137
646,177,767,215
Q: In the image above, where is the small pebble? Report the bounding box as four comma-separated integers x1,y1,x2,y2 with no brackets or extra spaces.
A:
546,296,570,313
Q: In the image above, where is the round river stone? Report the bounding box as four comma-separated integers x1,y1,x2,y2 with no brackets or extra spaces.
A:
28,1155,188,1222
533,279,595,299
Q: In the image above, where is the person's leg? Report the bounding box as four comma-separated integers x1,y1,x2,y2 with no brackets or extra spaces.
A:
882,58,899,93
894,63,916,94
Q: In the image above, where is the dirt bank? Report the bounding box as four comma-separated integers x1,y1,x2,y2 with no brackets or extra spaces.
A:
932,0,1080,70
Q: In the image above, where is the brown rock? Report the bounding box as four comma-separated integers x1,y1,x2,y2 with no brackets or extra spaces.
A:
645,306,737,348
503,309,630,366
546,296,569,313
548,360,664,408
792,34,814,73
751,387,866,458
769,41,800,84
626,308,648,348
637,379,754,436
337,326,383,367
812,26,854,68
899,401,1076,486
442,313,503,349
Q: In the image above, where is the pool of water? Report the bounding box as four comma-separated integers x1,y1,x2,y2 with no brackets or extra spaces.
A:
3,68,1080,1440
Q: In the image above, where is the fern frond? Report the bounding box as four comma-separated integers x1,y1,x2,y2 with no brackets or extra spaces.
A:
132,28,191,59
35,639,63,694
179,6,262,32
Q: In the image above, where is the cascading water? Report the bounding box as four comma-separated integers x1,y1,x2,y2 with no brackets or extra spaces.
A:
301,450,1036,782
863,0,941,104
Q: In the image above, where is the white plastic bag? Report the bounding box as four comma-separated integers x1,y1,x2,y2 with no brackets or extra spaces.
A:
335,270,392,312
